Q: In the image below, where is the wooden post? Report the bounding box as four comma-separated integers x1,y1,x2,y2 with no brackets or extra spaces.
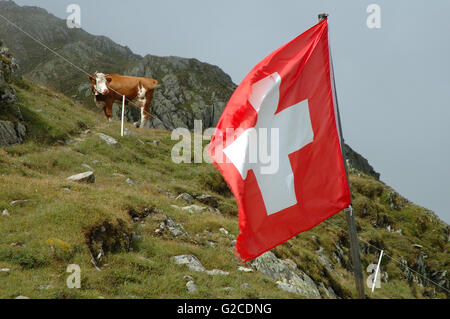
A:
320,13,366,299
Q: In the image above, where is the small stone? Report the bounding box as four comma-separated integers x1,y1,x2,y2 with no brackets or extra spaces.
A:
15,296,30,299
153,140,160,147
67,171,95,183
182,205,205,214
10,200,28,206
173,255,206,272
412,244,423,249
176,193,194,204
219,228,229,236
112,173,126,177
238,266,254,273
38,285,53,290
126,178,136,186
2,209,10,216
0,268,10,272
206,269,229,276
97,133,119,147
186,280,198,293
241,283,250,289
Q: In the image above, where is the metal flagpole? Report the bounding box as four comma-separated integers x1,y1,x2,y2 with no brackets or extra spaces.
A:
319,13,366,299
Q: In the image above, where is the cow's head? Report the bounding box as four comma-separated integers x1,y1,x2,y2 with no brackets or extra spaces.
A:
88,72,111,95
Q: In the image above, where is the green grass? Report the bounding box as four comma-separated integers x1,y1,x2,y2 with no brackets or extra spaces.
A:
0,80,448,299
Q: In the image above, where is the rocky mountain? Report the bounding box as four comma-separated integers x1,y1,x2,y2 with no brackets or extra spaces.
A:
0,1,236,129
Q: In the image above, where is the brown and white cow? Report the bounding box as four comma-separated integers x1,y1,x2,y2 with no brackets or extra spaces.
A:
88,72,159,128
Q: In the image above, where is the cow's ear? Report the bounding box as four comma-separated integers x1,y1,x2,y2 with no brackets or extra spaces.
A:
106,77,112,83
88,76,95,83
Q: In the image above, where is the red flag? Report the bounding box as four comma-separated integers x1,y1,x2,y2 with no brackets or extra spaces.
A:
208,18,350,262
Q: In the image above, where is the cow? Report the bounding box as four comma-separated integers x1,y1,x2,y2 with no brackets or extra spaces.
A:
88,72,159,128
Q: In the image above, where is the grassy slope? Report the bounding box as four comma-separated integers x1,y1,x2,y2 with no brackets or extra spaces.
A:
0,80,448,299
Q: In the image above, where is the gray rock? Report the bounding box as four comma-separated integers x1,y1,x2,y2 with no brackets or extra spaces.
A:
10,200,28,206
318,282,337,299
412,244,423,249
219,228,230,236
16,122,26,140
241,283,250,289
0,120,22,146
125,178,136,186
157,216,187,237
182,205,205,214
2,209,10,216
238,266,254,273
252,251,321,298
186,280,198,293
67,171,95,183
97,133,119,147
316,247,334,272
173,255,206,272
205,269,229,276
176,193,194,204
15,296,30,299
0,268,10,272
196,194,219,208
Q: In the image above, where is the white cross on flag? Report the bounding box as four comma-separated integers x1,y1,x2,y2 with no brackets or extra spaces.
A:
208,18,351,262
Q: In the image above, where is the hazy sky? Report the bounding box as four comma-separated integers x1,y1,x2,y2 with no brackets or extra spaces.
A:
13,0,450,224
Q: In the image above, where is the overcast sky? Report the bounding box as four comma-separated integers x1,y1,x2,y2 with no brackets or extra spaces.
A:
13,0,450,224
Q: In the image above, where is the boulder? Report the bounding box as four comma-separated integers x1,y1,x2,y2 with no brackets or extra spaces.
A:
67,171,95,183
252,251,321,298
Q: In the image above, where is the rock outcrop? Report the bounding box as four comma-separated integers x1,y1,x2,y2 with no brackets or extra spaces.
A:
0,40,26,146
251,251,322,298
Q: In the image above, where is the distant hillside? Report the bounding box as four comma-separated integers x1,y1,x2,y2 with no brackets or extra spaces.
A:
0,1,236,129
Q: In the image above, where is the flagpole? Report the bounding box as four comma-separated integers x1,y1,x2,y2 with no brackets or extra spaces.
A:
319,13,366,299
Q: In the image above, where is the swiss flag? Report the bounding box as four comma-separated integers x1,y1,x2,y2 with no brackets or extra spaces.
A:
208,18,351,262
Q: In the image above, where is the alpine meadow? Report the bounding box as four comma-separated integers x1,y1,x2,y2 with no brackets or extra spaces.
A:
0,1,448,300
